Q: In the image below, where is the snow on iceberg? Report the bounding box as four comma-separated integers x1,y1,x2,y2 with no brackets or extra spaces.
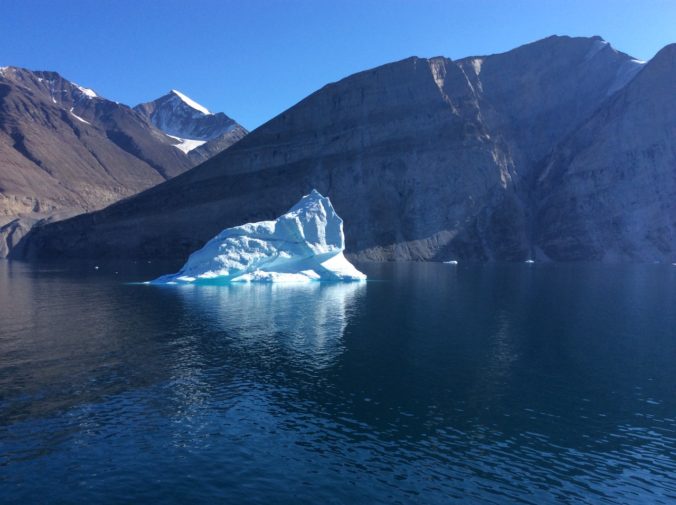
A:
151,190,366,284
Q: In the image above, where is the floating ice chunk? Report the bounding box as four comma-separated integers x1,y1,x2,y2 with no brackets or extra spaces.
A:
151,190,366,284
525,259,535,264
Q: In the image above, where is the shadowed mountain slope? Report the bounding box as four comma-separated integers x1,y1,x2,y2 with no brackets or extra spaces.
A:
19,36,672,263
535,43,676,261
0,68,246,256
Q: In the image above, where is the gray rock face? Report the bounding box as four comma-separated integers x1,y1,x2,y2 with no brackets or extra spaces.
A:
457,36,646,170
535,44,676,261
17,36,674,263
134,90,247,163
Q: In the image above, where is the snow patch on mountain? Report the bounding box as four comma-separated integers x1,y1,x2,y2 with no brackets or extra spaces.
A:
581,38,645,96
607,58,646,96
166,134,208,154
170,89,211,115
150,190,366,284
584,39,609,61
75,85,97,98
69,107,91,125
136,89,241,149
471,58,483,76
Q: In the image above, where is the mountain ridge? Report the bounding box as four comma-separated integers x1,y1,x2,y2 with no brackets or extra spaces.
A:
134,90,247,163
0,67,246,256
14,35,676,263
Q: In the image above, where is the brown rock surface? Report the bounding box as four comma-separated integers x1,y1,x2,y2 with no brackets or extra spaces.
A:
0,68,246,257
19,36,672,263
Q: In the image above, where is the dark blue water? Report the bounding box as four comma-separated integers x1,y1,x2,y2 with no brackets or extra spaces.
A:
1,261,675,504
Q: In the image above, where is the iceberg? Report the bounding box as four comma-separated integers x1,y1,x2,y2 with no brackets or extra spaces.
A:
151,190,366,284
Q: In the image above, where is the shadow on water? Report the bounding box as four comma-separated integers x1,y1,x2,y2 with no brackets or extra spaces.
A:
0,260,675,504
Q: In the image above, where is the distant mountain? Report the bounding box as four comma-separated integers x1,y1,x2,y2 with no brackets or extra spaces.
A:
134,90,247,163
0,68,245,256
17,36,676,263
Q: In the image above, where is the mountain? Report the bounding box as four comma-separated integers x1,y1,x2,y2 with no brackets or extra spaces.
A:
455,36,645,172
0,68,245,257
535,43,676,261
134,90,247,163
0,66,194,256
17,36,674,263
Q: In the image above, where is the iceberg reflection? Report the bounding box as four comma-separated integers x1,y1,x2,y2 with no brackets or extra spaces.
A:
172,282,366,368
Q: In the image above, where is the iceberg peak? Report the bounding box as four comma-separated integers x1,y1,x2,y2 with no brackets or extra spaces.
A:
151,190,366,284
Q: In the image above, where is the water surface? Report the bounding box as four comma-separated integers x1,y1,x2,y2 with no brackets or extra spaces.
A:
1,261,675,504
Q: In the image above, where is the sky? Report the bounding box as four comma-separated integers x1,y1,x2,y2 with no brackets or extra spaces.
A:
1,0,674,130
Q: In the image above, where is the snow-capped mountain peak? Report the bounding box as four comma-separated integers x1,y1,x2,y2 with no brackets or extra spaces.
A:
169,89,212,115
75,84,98,98
134,90,247,157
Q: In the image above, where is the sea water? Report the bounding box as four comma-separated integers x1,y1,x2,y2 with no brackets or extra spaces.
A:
1,261,674,504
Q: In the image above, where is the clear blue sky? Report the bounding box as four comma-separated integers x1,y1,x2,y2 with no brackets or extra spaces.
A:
2,0,674,129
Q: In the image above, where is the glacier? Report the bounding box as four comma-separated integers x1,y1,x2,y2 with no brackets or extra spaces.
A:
150,190,366,284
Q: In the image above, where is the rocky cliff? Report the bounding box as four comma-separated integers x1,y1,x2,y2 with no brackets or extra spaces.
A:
17,36,675,263
535,44,676,261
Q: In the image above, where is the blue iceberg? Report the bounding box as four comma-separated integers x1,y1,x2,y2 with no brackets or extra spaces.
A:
151,190,366,284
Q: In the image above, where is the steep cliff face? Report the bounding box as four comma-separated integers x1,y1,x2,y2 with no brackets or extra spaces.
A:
535,44,676,262
457,35,645,170
18,36,664,263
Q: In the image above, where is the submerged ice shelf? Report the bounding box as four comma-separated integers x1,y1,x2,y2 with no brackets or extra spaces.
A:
150,190,366,284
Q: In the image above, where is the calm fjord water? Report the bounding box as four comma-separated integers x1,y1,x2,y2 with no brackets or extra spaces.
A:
0,261,675,504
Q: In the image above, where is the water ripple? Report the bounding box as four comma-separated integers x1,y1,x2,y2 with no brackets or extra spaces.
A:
1,261,675,504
